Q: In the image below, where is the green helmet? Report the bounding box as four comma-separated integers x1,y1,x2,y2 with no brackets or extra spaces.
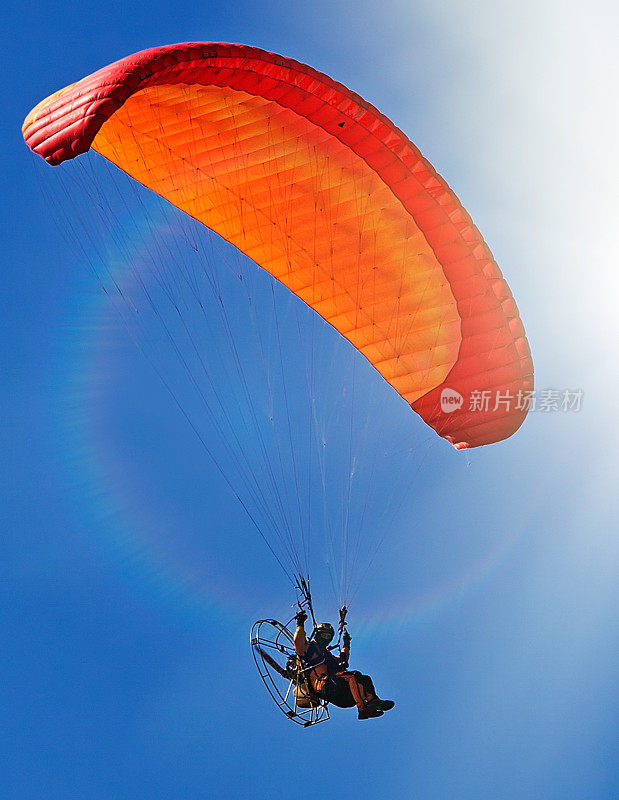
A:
313,623,334,646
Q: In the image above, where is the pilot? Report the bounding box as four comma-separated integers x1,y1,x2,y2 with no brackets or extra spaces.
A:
293,611,394,720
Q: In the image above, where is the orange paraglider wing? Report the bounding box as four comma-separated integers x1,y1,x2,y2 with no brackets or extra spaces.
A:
23,42,533,448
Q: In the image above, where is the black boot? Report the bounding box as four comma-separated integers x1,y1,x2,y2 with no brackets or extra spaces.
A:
366,698,395,712
358,704,384,720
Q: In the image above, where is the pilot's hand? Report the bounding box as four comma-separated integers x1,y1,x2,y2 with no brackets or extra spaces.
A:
342,630,352,647
295,610,308,626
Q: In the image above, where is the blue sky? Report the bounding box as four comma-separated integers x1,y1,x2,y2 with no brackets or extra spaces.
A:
3,1,618,798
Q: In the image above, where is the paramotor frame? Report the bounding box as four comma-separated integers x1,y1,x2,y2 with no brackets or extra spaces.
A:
250,618,330,727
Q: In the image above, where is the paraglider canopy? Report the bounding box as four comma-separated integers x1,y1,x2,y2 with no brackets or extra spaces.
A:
23,42,533,450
